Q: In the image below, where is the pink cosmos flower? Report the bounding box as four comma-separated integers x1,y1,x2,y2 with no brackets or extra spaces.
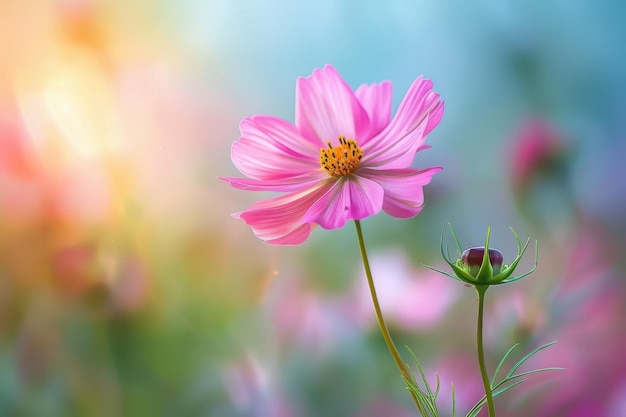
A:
222,65,443,245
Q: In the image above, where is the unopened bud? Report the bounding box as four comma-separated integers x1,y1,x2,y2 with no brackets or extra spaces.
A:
461,247,504,277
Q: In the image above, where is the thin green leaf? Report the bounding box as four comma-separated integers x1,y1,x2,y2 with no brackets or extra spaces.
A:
465,380,527,417
465,402,482,417
491,368,556,394
508,367,565,380
465,398,483,417
491,343,520,386
492,380,527,397
404,347,442,417
507,341,558,378
464,341,562,417
407,347,435,399
404,376,434,417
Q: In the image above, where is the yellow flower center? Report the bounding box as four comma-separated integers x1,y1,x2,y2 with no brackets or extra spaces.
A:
319,136,363,177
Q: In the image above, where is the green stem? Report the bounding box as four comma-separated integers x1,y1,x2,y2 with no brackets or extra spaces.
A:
354,220,425,415
476,285,495,417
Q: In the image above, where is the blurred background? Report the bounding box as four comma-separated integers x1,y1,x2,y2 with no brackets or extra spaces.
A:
1,1,625,416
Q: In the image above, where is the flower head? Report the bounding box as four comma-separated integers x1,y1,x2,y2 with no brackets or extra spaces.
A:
222,65,444,245
429,224,537,286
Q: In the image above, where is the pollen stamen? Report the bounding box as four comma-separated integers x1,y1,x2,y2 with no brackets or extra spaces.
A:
319,136,363,177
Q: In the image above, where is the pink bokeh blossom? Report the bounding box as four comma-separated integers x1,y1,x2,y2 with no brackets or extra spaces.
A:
222,65,443,245
349,249,459,331
223,352,296,417
509,117,568,193
264,270,362,356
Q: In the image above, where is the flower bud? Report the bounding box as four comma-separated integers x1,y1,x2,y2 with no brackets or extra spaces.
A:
428,225,538,287
461,247,504,277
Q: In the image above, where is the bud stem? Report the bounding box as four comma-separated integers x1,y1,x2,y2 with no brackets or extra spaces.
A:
476,285,496,417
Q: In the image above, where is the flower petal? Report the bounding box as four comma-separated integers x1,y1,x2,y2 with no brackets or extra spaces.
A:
360,167,442,218
424,100,444,137
362,77,443,170
232,116,319,181
220,171,327,192
355,81,393,141
303,175,384,229
235,181,334,245
295,65,370,145
363,117,429,171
